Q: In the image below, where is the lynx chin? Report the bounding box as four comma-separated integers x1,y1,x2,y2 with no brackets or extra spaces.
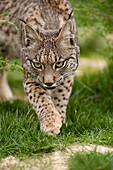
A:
0,0,80,135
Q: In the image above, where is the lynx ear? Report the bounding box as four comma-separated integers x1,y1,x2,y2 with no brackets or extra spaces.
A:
25,24,42,47
56,19,75,47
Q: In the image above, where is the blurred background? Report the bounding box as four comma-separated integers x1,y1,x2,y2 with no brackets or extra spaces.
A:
71,0,113,59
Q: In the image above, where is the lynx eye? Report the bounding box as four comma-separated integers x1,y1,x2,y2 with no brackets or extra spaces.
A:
55,61,64,69
31,61,43,70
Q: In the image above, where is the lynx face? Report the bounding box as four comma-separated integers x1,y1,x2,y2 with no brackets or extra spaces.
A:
23,19,79,89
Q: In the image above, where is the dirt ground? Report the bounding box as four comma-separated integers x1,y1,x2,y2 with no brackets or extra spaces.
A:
1,143,113,170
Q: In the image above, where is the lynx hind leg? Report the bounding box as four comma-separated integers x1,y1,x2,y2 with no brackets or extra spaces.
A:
0,72,13,101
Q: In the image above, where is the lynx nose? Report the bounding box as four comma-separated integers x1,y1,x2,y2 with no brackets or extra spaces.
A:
45,83,54,87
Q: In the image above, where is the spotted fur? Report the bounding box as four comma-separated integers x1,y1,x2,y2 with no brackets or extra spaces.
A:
0,0,80,135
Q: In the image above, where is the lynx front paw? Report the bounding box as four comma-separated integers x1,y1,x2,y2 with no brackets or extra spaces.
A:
40,113,62,136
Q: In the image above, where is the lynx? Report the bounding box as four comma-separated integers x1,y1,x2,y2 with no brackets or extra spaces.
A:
0,0,79,135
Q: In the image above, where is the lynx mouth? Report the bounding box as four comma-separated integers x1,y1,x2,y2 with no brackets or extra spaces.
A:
45,86,56,90
41,82,60,90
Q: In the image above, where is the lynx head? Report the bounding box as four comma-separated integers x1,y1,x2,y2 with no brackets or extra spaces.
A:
22,19,79,89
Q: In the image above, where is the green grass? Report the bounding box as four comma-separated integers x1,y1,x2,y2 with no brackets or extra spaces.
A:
68,151,113,170
0,61,113,159
8,68,24,96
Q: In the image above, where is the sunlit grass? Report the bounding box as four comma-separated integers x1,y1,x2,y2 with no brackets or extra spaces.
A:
68,151,113,170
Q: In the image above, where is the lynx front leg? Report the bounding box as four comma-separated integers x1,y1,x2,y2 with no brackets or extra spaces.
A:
23,78,62,135
51,75,74,123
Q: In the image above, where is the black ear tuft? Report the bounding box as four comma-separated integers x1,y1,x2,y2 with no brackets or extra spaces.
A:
17,18,27,24
68,9,73,20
